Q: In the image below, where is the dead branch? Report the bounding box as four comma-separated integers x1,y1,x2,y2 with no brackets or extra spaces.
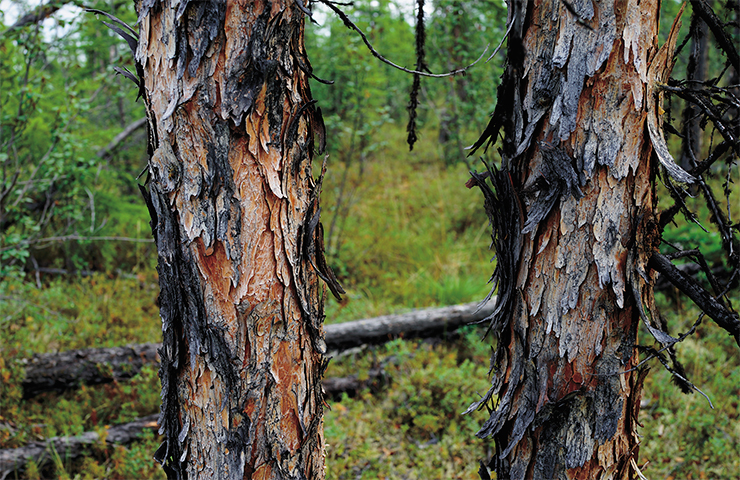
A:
0,414,159,480
96,117,147,158
316,0,487,78
649,252,740,346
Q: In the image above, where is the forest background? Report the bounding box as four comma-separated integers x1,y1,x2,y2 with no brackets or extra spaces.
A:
0,0,738,478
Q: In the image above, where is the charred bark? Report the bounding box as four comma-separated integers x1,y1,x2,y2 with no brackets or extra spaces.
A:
134,1,339,478
468,0,693,478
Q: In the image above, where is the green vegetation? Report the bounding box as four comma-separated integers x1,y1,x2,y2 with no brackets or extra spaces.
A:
1,0,739,479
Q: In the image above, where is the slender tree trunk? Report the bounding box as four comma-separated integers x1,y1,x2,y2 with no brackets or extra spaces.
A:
469,0,690,478
679,10,709,171
135,1,338,478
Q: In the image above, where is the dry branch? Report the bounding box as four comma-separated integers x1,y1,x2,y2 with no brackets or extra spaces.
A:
20,302,496,398
96,117,147,158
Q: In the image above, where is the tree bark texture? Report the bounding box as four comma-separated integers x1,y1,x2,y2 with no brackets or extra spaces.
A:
468,0,692,478
135,1,338,479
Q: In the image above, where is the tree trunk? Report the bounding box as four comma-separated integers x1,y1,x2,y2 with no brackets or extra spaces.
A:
135,1,339,479
679,9,709,171
468,0,691,478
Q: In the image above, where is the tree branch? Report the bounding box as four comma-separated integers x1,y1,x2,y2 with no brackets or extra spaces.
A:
2,2,67,34
688,0,740,74
649,252,740,346
96,117,147,158
316,0,488,78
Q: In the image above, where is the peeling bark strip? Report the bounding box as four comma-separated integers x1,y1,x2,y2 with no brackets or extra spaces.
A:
135,2,337,478
468,0,688,478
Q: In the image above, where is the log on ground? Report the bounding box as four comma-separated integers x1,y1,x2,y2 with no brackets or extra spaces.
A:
1,368,384,479
0,414,159,480
20,301,496,398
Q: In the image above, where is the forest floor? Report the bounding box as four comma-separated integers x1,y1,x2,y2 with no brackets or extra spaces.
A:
2,128,738,479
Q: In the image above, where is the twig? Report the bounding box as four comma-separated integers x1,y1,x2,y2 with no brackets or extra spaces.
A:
648,252,740,346
96,117,147,158
316,0,488,78
0,235,153,253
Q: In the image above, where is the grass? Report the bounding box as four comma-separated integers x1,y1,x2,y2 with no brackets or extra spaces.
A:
638,293,740,480
324,331,495,480
322,124,494,323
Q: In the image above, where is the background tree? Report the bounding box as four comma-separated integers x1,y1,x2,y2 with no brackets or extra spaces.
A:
465,0,740,478
425,0,506,167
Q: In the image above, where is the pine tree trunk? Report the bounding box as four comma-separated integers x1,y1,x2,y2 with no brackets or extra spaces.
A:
135,1,335,478
469,0,690,478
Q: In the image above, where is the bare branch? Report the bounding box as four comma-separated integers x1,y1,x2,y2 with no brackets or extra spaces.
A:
688,0,740,74
0,235,153,254
96,117,147,158
316,0,488,78
649,252,740,346
1,1,70,35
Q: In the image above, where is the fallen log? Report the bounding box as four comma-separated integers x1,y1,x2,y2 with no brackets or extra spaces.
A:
21,344,160,399
322,366,385,398
324,301,495,350
2,367,386,479
0,414,159,480
20,301,496,398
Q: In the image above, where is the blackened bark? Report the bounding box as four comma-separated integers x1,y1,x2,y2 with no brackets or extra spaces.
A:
468,0,692,478
135,1,336,478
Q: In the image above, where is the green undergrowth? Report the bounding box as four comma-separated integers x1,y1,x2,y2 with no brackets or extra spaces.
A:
324,330,495,480
637,292,740,480
0,270,161,359
321,124,494,323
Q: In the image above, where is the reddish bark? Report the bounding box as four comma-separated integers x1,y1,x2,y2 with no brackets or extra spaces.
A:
135,1,338,478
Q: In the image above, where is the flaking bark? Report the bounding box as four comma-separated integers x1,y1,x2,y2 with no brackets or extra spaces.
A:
135,1,336,478
469,0,690,478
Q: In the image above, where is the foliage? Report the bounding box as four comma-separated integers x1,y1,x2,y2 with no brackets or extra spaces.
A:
324,332,494,480
1,1,152,278
638,292,740,479
425,0,507,166
0,270,160,359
